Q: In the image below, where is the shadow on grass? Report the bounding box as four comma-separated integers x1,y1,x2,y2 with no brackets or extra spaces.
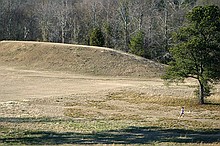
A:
0,117,66,123
204,102,220,106
1,125,219,145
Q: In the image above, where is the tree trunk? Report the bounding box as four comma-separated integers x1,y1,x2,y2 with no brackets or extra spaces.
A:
61,26,65,43
198,80,205,104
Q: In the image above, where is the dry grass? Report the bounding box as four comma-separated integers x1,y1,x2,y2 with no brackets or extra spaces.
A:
107,91,195,106
64,90,220,129
0,41,164,78
0,41,219,145
1,89,220,145
107,91,220,110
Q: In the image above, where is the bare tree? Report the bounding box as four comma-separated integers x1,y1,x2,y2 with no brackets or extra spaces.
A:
55,0,70,43
36,0,55,42
118,0,131,52
0,0,200,61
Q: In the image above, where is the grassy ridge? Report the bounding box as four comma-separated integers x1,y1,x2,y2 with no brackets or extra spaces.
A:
0,41,164,78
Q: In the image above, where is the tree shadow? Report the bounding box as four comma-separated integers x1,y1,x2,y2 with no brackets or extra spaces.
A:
204,102,220,106
0,117,68,123
1,124,219,145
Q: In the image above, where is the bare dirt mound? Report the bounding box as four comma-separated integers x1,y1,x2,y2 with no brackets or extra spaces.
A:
0,41,164,77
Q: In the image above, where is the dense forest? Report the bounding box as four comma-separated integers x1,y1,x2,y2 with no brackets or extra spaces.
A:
0,0,220,62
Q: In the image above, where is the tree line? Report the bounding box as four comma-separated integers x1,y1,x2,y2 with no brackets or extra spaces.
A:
0,0,220,62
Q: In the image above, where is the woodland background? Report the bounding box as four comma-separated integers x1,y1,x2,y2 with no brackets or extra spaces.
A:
1,0,220,62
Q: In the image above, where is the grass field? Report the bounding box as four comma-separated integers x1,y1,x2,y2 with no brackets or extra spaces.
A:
0,41,219,146
1,80,219,145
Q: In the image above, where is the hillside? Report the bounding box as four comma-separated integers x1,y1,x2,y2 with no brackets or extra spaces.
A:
0,41,164,77
1,41,220,146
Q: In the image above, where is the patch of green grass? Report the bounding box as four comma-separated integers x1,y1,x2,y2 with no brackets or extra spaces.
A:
64,107,143,121
2,90,219,145
86,100,119,110
65,99,119,111
64,91,219,130
1,122,219,146
107,113,143,121
152,118,218,130
64,108,103,119
66,120,131,133
1,118,220,146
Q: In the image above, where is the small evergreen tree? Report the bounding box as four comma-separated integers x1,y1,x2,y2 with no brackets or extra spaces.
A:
103,23,113,48
129,31,145,57
163,5,220,104
89,27,105,47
